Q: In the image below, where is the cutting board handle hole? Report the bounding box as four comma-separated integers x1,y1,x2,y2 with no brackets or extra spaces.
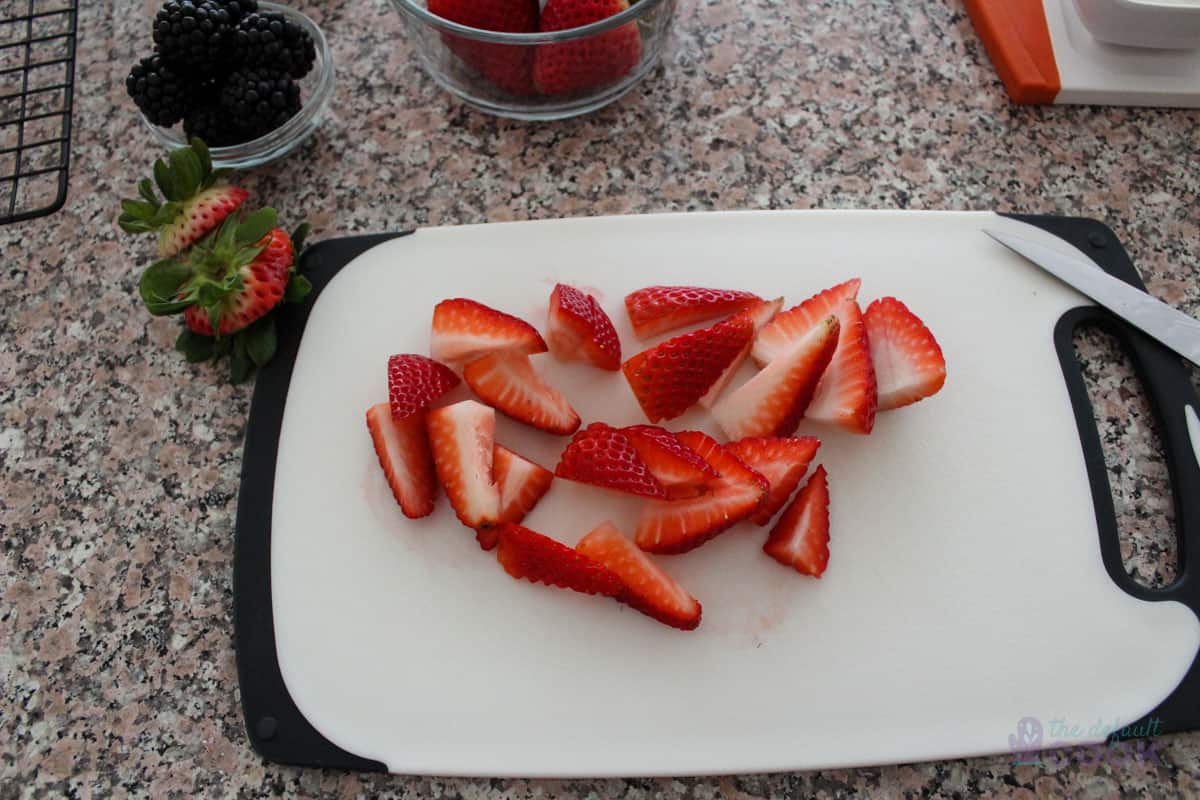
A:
1073,323,1178,590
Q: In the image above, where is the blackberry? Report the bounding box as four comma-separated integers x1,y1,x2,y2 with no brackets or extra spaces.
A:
213,0,258,23
183,103,243,147
232,11,316,78
125,54,192,126
219,67,302,140
153,0,237,75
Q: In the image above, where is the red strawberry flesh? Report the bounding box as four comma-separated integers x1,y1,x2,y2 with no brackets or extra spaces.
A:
426,399,499,529
634,430,767,554
463,352,581,435
712,315,839,440
698,296,785,409
546,283,622,371
621,424,716,499
622,313,754,422
576,521,702,630
864,297,947,411
725,436,821,526
533,0,641,96
555,422,667,499
763,465,830,577
428,0,539,96
366,403,437,519
624,285,763,340
431,298,547,365
388,354,461,420
183,226,294,336
496,523,623,597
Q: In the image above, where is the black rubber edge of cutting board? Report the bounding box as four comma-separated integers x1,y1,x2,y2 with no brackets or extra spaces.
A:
1006,214,1200,741
233,218,1200,773
234,232,409,773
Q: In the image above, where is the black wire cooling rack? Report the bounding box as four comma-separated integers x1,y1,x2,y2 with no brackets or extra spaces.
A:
1,0,77,225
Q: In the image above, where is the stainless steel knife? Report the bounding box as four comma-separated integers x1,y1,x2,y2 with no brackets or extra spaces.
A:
984,227,1200,366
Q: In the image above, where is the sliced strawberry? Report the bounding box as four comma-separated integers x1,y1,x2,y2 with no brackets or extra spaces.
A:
634,430,767,554
426,400,499,529
622,314,754,423
864,297,947,411
496,523,623,597
494,444,554,525
576,521,702,630
477,444,554,550
431,298,547,365
804,299,877,433
725,436,821,525
366,403,437,519
712,315,839,440
763,465,830,577
621,424,716,499
699,296,784,409
752,279,860,365
555,422,667,499
546,283,621,371
387,354,461,420
463,353,581,435
624,285,763,340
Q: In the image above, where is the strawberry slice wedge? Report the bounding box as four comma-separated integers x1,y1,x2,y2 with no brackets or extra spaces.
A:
546,283,621,371
752,280,877,434
366,403,437,519
634,430,767,554
725,436,821,525
431,298,547,365
622,313,754,423
752,279,860,364
463,353,581,435
624,285,762,340
576,521,702,630
426,400,500,529
763,465,830,577
387,354,461,420
712,316,839,440
555,422,667,499
698,296,784,409
621,424,716,499
864,297,947,411
474,443,555,551
496,523,623,597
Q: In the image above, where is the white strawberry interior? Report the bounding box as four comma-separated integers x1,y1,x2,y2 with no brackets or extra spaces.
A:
448,400,499,518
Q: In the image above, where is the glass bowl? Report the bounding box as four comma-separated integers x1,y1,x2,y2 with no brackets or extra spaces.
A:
141,2,335,168
390,0,675,120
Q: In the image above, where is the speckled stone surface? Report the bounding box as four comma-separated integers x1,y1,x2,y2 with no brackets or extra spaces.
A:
3,0,1200,795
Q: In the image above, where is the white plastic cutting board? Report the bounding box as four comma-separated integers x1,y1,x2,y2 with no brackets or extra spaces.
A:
1046,0,1200,107
270,211,1200,777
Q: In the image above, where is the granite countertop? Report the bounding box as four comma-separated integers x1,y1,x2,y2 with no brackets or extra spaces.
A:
4,0,1200,795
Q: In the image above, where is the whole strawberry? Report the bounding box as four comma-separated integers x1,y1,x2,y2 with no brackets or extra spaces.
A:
118,139,249,257
126,140,312,382
533,0,641,95
428,0,539,96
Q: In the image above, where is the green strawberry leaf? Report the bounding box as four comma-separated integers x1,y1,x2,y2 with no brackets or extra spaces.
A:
291,222,312,254
118,217,156,234
175,329,215,363
244,317,277,367
191,138,213,182
153,158,178,202
284,273,312,303
236,208,277,247
137,178,159,205
139,259,193,315
121,199,157,220
213,335,233,358
230,336,253,383
169,148,202,199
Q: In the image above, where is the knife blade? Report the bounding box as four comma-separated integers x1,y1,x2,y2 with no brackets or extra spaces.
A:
984,227,1200,366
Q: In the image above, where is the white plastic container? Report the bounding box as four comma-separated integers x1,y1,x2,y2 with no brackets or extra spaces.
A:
1073,0,1200,49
